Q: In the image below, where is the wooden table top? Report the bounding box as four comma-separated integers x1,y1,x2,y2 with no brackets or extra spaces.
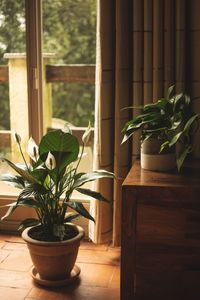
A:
123,160,200,188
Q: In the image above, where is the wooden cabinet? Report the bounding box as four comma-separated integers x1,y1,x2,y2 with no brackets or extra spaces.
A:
121,160,200,300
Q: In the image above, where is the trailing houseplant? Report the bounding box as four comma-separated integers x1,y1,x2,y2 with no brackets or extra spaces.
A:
122,86,199,171
0,124,114,285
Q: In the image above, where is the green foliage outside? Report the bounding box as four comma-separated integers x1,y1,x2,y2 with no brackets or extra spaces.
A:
52,83,95,127
0,0,96,130
0,0,25,130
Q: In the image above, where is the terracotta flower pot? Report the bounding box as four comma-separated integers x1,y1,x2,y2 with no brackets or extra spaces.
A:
141,138,176,172
22,223,84,286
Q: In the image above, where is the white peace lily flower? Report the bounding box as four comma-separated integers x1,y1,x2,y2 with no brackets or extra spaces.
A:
13,132,21,144
62,122,72,134
45,152,56,170
27,137,39,161
82,121,92,145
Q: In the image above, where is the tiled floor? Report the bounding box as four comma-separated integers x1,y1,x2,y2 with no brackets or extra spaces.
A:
0,234,120,300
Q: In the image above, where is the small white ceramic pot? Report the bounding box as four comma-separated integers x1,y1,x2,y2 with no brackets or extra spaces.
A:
141,138,176,172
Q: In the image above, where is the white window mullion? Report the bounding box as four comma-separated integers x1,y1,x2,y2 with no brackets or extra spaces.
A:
25,0,43,144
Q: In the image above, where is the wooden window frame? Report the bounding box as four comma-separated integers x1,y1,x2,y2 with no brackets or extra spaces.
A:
25,0,44,144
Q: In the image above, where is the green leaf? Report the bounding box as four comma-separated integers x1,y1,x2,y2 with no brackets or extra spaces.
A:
31,168,48,184
184,94,191,105
160,141,170,153
0,158,38,184
18,218,40,231
144,126,168,134
141,133,154,143
143,102,160,111
121,133,133,144
74,170,114,188
67,202,95,222
76,187,109,202
64,212,80,222
165,85,175,100
39,130,79,171
169,132,183,147
173,93,184,109
17,197,41,209
183,114,199,134
156,98,169,109
170,119,182,130
121,105,143,111
0,174,25,189
0,202,18,221
125,122,142,133
177,145,191,171
18,184,48,198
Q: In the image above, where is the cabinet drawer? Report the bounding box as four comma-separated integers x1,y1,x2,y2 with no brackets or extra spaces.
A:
136,204,200,247
135,271,200,299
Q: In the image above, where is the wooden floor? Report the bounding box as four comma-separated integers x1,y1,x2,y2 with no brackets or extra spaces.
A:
0,234,120,300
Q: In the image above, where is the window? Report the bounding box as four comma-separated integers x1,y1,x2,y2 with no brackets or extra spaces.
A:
0,1,28,196
0,0,96,234
43,0,96,128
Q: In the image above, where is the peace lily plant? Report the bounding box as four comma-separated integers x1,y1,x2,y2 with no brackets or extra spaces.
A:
122,86,199,171
0,124,114,241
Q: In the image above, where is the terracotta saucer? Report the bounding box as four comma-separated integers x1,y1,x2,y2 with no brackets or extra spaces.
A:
31,265,81,287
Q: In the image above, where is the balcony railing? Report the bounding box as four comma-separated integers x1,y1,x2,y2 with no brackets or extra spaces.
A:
46,64,95,83
0,64,95,83
0,63,95,150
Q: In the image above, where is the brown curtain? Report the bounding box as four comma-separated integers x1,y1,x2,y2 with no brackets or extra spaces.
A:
90,0,200,246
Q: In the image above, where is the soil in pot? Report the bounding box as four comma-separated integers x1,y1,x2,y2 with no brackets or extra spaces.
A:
28,224,78,242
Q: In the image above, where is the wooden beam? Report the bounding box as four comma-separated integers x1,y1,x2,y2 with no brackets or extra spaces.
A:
46,64,95,83
0,130,11,149
0,66,8,82
0,64,96,84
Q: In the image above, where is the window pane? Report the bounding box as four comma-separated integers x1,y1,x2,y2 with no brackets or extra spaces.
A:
42,0,96,129
52,82,95,127
42,0,96,187
0,0,28,195
0,0,26,130
43,0,96,64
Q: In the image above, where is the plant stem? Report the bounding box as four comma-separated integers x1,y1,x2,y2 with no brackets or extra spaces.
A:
17,142,29,171
74,143,85,176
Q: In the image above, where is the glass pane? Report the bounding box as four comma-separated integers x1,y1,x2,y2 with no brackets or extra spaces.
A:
42,0,96,128
0,0,28,195
42,0,96,196
52,82,95,127
43,0,96,64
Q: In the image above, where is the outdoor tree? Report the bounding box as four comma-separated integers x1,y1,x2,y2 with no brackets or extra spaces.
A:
0,0,25,130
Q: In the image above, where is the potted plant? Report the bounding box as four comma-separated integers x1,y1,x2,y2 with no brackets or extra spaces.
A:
122,86,199,171
0,124,114,286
